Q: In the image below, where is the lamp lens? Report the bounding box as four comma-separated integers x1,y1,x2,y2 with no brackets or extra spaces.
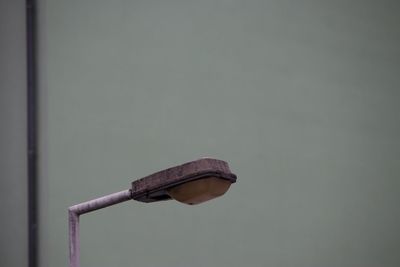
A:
166,177,231,205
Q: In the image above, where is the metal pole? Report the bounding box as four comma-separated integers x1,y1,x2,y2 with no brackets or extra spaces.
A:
68,189,132,267
26,0,38,266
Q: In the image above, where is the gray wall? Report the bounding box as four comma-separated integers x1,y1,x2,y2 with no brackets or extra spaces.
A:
38,0,400,267
0,0,27,266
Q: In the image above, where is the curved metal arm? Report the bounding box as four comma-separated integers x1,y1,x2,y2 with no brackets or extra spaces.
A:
68,189,132,267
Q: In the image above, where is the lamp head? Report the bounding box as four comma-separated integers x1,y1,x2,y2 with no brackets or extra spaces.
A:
131,158,237,205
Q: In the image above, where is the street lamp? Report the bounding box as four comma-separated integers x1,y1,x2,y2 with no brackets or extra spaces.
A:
68,158,237,267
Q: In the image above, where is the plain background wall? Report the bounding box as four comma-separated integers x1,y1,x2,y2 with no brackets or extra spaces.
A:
38,0,400,267
0,0,27,266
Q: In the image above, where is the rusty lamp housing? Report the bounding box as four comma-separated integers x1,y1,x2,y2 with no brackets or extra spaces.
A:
68,158,237,267
131,158,236,205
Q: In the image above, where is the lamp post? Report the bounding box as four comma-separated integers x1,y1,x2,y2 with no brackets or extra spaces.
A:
68,158,237,267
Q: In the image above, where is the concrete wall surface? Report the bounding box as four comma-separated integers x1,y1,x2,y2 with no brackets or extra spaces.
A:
38,1,400,267
0,0,27,266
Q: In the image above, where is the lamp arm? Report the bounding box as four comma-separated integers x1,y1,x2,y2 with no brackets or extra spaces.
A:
68,189,133,267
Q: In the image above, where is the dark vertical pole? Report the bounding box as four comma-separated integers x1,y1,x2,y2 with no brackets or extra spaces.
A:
26,0,38,266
